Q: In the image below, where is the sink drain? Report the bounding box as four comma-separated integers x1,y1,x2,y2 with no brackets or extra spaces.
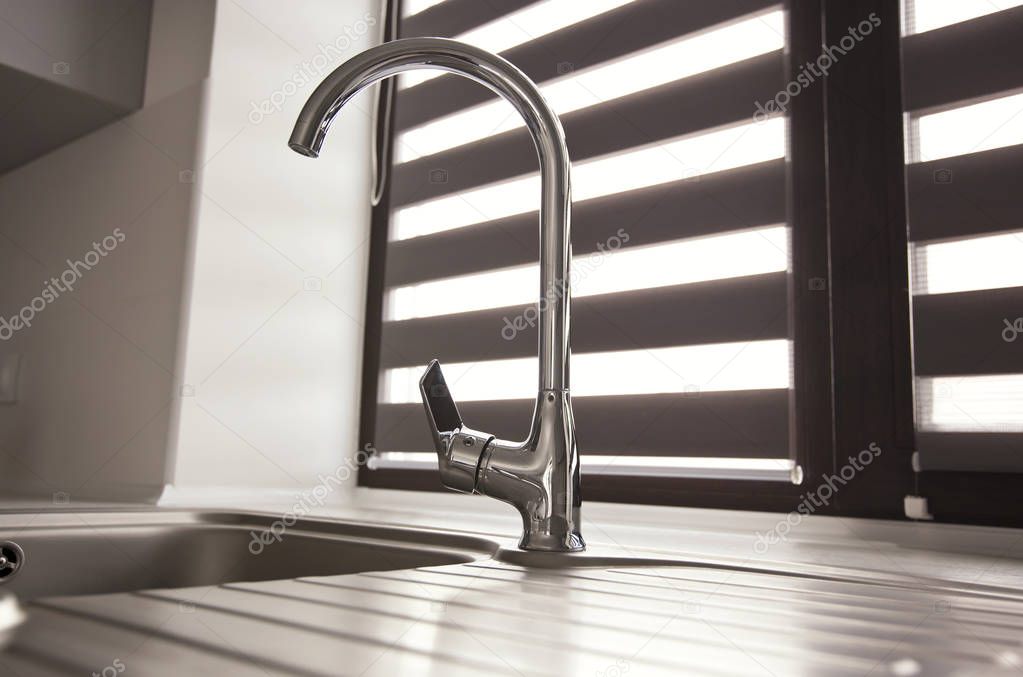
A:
0,542,24,583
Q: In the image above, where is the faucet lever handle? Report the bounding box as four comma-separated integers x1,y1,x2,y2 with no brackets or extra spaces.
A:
420,359,462,443
419,360,491,493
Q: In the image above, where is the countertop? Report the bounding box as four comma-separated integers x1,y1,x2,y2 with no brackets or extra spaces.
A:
1,489,1022,675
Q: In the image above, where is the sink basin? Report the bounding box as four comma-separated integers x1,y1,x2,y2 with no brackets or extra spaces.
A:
0,510,496,601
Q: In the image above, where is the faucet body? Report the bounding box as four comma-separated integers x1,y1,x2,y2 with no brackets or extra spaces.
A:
290,38,583,552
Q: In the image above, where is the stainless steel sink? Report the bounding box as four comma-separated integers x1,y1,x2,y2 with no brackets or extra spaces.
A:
2,509,1022,676
2,509,1015,604
0,510,496,601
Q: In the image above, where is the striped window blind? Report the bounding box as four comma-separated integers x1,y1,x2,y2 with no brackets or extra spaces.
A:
364,0,797,491
902,0,1023,473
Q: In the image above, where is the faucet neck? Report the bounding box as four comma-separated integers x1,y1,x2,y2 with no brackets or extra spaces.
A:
289,37,571,391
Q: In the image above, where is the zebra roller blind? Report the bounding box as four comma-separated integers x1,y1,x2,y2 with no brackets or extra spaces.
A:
364,0,796,490
902,0,1023,473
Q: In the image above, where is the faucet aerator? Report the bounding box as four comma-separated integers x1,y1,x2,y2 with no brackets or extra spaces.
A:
288,142,318,158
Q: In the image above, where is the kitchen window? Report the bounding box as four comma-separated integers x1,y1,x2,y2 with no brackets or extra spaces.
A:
902,0,1023,522
359,0,802,505
357,0,1023,524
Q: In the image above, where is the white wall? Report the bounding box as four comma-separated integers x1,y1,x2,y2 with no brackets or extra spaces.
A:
0,0,213,503
168,0,378,500
0,0,377,505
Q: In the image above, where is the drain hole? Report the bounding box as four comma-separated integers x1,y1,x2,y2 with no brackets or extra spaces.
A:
0,542,24,582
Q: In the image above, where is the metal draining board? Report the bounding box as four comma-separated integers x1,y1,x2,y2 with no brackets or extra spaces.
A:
4,558,1023,676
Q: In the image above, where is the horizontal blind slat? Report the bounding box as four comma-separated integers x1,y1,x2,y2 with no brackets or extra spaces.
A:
386,159,785,287
381,273,787,368
392,52,783,205
362,470,802,503
916,432,1023,473
907,145,1023,242
396,0,779,132
374,390,789,457
401,0,538,39
902,5,1023,113
914,286,1023,377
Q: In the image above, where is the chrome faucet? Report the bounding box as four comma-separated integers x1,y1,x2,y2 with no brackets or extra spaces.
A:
289,38,583,552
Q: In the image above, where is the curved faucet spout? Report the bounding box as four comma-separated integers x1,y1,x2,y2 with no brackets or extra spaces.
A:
289,37,570,392
290,38,582,552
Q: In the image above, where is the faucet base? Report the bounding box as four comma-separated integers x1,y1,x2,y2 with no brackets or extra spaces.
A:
518,530,586,552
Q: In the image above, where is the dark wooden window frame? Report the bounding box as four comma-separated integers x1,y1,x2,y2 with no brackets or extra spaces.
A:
356,0,1021,526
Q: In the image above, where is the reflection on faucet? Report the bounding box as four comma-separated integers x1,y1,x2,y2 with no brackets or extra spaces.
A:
289,38,583,552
